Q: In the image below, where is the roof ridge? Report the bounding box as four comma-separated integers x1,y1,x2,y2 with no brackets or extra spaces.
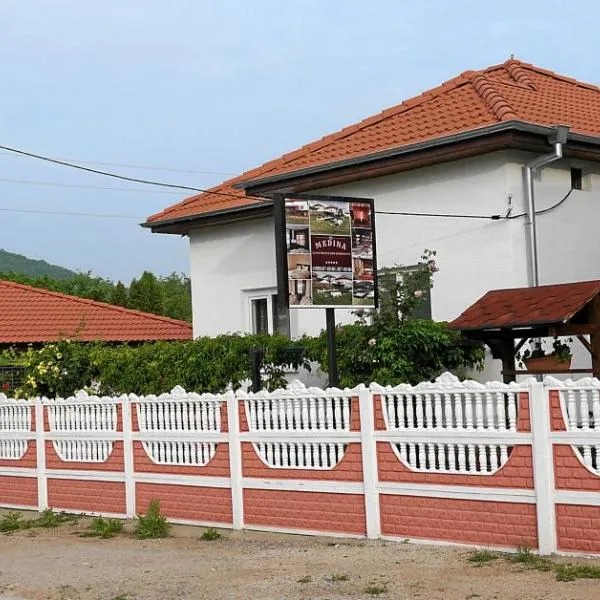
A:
0,279,192,330
509,59,600,93
505,61,537,90
471,74,519,121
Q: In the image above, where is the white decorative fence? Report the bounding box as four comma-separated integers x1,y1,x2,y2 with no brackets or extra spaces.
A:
47,392,118,462
1,373,600,557
134,385,223,466
373,373,525,475
240,382,354,469
0,398,30,460
552,376,600,473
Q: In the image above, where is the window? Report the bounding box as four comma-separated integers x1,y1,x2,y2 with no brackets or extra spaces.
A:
571,167,583,190
251,298,269,334
247,290,278,334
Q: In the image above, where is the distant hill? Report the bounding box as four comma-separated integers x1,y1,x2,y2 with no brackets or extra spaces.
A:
0,249,76,279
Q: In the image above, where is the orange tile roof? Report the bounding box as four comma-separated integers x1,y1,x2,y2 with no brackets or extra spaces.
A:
146,59,600,226
0,280,193,343
449,280,600,331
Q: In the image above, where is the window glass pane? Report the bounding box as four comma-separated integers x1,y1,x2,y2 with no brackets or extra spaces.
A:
252,298,269,334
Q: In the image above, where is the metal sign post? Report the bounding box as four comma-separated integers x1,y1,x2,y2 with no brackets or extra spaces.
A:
325,307,339,387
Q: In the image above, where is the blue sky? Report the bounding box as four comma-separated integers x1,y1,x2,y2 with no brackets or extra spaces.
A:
1,0,597,282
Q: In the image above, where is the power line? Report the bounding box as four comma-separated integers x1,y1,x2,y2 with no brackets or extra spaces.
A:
375,210,502,220
0,144,251,201
0,178,185,195
0,151,236,177
0,207,142,220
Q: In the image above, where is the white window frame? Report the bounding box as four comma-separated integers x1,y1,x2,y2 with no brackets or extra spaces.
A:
243,288,278,335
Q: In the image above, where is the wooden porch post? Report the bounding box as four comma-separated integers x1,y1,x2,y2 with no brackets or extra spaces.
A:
501,335,516,384
591,296,600,379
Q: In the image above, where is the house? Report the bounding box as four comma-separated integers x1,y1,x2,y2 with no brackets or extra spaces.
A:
0,280,192,345
144,59,600,377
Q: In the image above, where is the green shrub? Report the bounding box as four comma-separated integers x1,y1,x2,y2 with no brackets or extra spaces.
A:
200,527,221,541
134,500,170,539
83,517,123,539
0,512,24,532
7,334,308,398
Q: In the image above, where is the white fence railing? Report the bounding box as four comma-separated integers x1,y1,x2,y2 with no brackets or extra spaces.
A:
0,396,31,460
373,373,527,475
46,391,119,462
134,386,223,466
551,376,600,474
241,381,355,469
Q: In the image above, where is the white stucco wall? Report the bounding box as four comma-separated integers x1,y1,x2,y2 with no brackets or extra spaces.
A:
188,149,600,380
189,217,277,337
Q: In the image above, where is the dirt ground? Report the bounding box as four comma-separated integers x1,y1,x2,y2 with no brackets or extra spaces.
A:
0,520,599,600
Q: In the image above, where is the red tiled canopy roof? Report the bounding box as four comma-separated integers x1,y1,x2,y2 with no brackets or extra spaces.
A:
0,280,193,343
147,59,600,226
449,281,600,331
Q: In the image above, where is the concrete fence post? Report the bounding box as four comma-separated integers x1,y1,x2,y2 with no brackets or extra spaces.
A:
121,395,136,518
34,398,47,511
359,386,381,539
226,391,244,529
529,381,556,555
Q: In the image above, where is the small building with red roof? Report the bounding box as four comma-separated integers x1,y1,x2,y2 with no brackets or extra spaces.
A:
0,280,192,345
143,58,600,378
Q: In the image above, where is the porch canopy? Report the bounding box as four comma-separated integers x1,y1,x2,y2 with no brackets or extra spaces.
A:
449,280,600,382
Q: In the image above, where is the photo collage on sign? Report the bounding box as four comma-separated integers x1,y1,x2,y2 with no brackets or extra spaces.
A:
285,198,375,307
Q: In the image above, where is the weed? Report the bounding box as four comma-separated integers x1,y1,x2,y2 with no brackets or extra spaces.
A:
509,546,552,571
326,573,349,582
0,512,24,532
83,517,123,539
200,527,221,541
555,563,600,582
112,596,130,600
134,500,170,539
35,509,78,528
467,549,499,565
297,575,311,584
364,584,387,595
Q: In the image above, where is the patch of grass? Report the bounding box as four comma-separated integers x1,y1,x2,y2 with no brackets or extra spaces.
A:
297,575,311,584
112,596,130,600
34,509,79,528
134,500,170,539
0,512,24,532
509,546,552,571
467,549,499,565
0,509,78,533
200,527,221,541
82,517,123,539
555,563,600,582
326,573,349,582
364,584,387,595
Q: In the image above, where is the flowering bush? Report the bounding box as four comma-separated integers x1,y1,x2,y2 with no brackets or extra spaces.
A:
305,249,484,387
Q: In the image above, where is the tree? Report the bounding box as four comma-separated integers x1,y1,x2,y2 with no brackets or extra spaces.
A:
129,271,164,315
110,281,128,307
159,273,192,322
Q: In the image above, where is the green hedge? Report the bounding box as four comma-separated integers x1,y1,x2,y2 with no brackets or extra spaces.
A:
6,335,308,398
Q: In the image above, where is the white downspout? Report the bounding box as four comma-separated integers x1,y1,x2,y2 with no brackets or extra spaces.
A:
524,125,570,287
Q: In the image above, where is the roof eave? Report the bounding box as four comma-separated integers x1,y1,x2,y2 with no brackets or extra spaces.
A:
141,201,273,234
238,121,600,193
